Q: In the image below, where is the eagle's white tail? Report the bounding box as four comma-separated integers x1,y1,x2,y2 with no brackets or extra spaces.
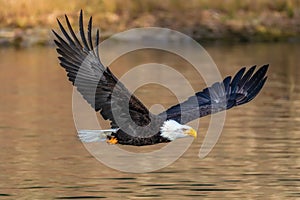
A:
77,129,119,142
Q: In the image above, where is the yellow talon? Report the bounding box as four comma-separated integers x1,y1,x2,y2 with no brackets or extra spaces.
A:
107,136,118,144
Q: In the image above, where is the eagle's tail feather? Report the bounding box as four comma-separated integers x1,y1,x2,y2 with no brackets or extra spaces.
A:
77,129,119,142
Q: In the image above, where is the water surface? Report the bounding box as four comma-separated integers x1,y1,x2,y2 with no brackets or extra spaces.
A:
0,42,299,199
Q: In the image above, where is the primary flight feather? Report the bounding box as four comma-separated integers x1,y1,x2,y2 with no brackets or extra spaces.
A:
53,11,268,146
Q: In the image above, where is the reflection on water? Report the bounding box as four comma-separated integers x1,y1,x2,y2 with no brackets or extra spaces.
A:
0,42,299,199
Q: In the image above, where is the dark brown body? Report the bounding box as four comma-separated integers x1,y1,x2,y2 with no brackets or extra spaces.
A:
109,130,170,146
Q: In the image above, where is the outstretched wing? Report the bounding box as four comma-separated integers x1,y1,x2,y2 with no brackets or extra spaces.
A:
158,65,269,124
53,11,151,128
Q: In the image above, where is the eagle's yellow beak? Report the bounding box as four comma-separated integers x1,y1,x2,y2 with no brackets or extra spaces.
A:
185,128,197,138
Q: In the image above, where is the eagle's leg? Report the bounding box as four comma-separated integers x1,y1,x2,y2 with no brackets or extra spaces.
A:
106,136,118,144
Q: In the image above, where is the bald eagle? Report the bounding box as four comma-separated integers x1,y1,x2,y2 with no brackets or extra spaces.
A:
53,11,268,146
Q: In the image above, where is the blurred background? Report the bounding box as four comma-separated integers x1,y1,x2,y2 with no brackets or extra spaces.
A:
0,1,300,199
0,0,299,46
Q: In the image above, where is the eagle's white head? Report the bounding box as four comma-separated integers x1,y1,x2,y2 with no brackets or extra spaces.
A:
160,120,197,141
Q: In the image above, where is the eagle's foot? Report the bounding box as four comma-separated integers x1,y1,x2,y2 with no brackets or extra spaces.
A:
106,136,118,144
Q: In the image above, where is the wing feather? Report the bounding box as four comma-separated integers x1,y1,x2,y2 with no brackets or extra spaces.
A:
53,11,151,129
159,65,269,124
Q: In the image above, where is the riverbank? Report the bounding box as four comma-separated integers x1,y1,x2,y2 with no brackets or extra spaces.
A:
0,0,299,47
